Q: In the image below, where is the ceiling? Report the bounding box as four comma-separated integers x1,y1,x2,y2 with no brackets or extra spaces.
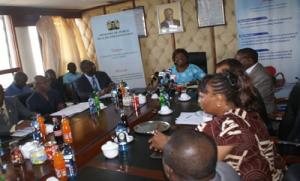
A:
0,0,125,10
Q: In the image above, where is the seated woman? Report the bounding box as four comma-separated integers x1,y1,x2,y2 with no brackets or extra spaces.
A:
26,76,65,115
216,59,271,131
169,48,205,85
149,73,284,181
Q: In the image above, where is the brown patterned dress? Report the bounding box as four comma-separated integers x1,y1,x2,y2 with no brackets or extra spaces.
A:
197,108,283,181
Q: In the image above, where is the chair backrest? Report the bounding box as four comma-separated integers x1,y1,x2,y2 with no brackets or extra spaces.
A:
283,163,300,181
188,52,207,73
265,66,276,76
279,83,300,141
264,65,285,89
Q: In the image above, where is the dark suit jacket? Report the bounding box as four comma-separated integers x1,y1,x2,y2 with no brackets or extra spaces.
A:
74,71,113,101
26,89,64,115
0,97,34,136
160,19,180,29
249,63,276,113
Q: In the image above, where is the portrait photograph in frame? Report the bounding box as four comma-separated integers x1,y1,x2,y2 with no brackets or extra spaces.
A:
197,0,225,27
157,2,184,34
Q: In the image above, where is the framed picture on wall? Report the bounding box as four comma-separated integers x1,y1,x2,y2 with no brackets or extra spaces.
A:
123,6,148,37
157,2,184,34
197,0,225,27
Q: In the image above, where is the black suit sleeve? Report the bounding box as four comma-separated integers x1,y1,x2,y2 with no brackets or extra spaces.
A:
14,97,34,120
74,77,92,102
96,71,113,89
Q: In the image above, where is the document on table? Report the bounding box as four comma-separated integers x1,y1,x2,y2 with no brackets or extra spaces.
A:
50,102,90,116
99,93,111,99
175,111,212,125
12,127,33,137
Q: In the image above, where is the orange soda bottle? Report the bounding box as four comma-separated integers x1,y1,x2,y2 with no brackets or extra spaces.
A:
53,152,67,181
37,114,46,142
61,116,73,144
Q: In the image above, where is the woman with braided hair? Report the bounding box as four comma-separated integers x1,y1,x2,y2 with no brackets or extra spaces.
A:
149,73,284,181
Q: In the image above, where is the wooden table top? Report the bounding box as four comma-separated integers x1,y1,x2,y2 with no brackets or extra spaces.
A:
2,92,200,180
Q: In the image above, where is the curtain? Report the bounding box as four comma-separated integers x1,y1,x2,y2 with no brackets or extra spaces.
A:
36,16,61,74
36,16,89,76
75,17,98,65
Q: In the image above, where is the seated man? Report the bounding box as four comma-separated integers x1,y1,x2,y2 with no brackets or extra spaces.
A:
45,69,65,99
163,129,240,181
63,62,81,85
75,60,114,101
26,76,65,115
0,84,34,136
5,72,32,97
235,48,276,113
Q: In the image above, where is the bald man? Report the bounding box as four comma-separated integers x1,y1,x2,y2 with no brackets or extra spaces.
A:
26,76,65,115
163,129,240,181
5,72,32,97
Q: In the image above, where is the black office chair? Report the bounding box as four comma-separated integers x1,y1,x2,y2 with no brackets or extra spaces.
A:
278,83,300,155
188,52,207,73
283,163,300,181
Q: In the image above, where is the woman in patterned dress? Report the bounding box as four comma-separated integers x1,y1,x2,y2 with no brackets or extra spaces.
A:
149,73,284,181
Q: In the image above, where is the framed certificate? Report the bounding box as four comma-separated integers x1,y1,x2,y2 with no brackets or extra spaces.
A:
197,0,225,27
124,6,148,37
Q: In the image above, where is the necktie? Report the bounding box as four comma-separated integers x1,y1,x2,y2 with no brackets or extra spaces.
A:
92,76,99,92
0,107,9,125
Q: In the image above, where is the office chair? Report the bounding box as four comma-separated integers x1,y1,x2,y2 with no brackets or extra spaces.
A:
265,66,285,90
188,52,207,73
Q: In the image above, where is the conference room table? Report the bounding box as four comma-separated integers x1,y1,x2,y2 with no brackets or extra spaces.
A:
2,91,201,180
76,94,200,181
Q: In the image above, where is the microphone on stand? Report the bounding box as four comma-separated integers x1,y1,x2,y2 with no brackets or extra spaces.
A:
145,72,159,95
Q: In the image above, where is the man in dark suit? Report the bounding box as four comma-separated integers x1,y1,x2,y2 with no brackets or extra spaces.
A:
160,8,180,29
236,48,276,113
0,84,34,136
74,60,114,101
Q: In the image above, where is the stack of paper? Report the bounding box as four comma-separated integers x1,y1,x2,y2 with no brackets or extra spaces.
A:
175,111,212,125
12,127,33,137
50,102,96,117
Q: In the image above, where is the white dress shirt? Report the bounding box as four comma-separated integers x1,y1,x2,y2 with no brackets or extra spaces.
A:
246,62,258,74
84,74,101,91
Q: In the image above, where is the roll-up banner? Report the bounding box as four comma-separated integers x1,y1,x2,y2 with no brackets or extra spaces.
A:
91,11,146,88
235,0,300,82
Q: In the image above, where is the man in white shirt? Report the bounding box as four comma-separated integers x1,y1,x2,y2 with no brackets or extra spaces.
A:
74,60,114,101
235,48,276,113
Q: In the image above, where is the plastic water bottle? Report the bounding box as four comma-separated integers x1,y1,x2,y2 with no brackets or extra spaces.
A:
0,140,4,157
115,120,128,152
94,94,101,113
111,86,118,104
63,143,77,179
88,96,97,116
31,120,42,144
